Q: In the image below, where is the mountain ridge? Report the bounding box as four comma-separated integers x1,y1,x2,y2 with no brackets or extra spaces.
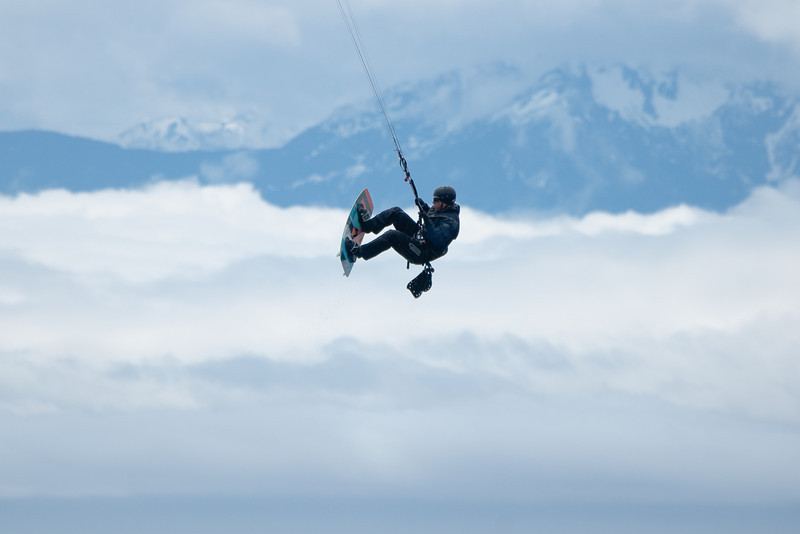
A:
1,65,798,215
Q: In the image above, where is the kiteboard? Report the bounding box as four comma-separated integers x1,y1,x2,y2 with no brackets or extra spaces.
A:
340,188,374,276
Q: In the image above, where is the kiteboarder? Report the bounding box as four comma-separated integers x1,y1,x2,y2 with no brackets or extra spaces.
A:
345,185,459,265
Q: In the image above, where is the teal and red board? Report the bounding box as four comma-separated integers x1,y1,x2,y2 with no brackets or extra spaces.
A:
340,188,374,276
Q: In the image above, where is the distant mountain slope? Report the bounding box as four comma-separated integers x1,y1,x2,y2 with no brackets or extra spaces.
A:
117,116,269,152
0,130,225,192
1,65,798,214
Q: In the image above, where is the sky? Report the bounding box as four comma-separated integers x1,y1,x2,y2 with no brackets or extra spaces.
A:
2,1,800,532
1,0,800,146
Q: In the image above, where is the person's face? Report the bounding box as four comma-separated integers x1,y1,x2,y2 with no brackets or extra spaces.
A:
432,198,444,210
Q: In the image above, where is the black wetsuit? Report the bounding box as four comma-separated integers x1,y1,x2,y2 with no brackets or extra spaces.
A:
359,203,460,264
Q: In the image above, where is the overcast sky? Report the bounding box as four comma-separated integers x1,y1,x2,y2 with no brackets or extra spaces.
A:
1,0,800,145
2,180,799,525
3,2,800,531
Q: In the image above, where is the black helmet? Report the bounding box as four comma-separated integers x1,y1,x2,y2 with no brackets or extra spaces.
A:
433,185,456,204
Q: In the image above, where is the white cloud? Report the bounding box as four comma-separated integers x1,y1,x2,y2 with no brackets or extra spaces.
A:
1,180,799,502
1,179,798,399
0,181,340,282
724,0,800,51
345,160,368,179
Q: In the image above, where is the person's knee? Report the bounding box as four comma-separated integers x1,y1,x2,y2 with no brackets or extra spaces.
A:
365,207,401,234
386,207,405,220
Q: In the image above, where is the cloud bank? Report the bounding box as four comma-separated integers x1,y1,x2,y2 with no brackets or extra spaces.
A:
1,180,799,505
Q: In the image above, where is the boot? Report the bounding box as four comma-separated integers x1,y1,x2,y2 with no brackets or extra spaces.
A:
344,238,361,262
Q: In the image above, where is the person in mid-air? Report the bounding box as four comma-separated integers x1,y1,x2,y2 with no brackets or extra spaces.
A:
345,185,460,265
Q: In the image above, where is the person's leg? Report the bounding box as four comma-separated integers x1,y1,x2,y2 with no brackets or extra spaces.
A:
361,207,418,236
358,230,425,263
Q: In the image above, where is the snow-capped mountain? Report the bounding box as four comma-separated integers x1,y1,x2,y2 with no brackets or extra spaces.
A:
262,64,799,212
117,115,269,152
2,64,799,214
